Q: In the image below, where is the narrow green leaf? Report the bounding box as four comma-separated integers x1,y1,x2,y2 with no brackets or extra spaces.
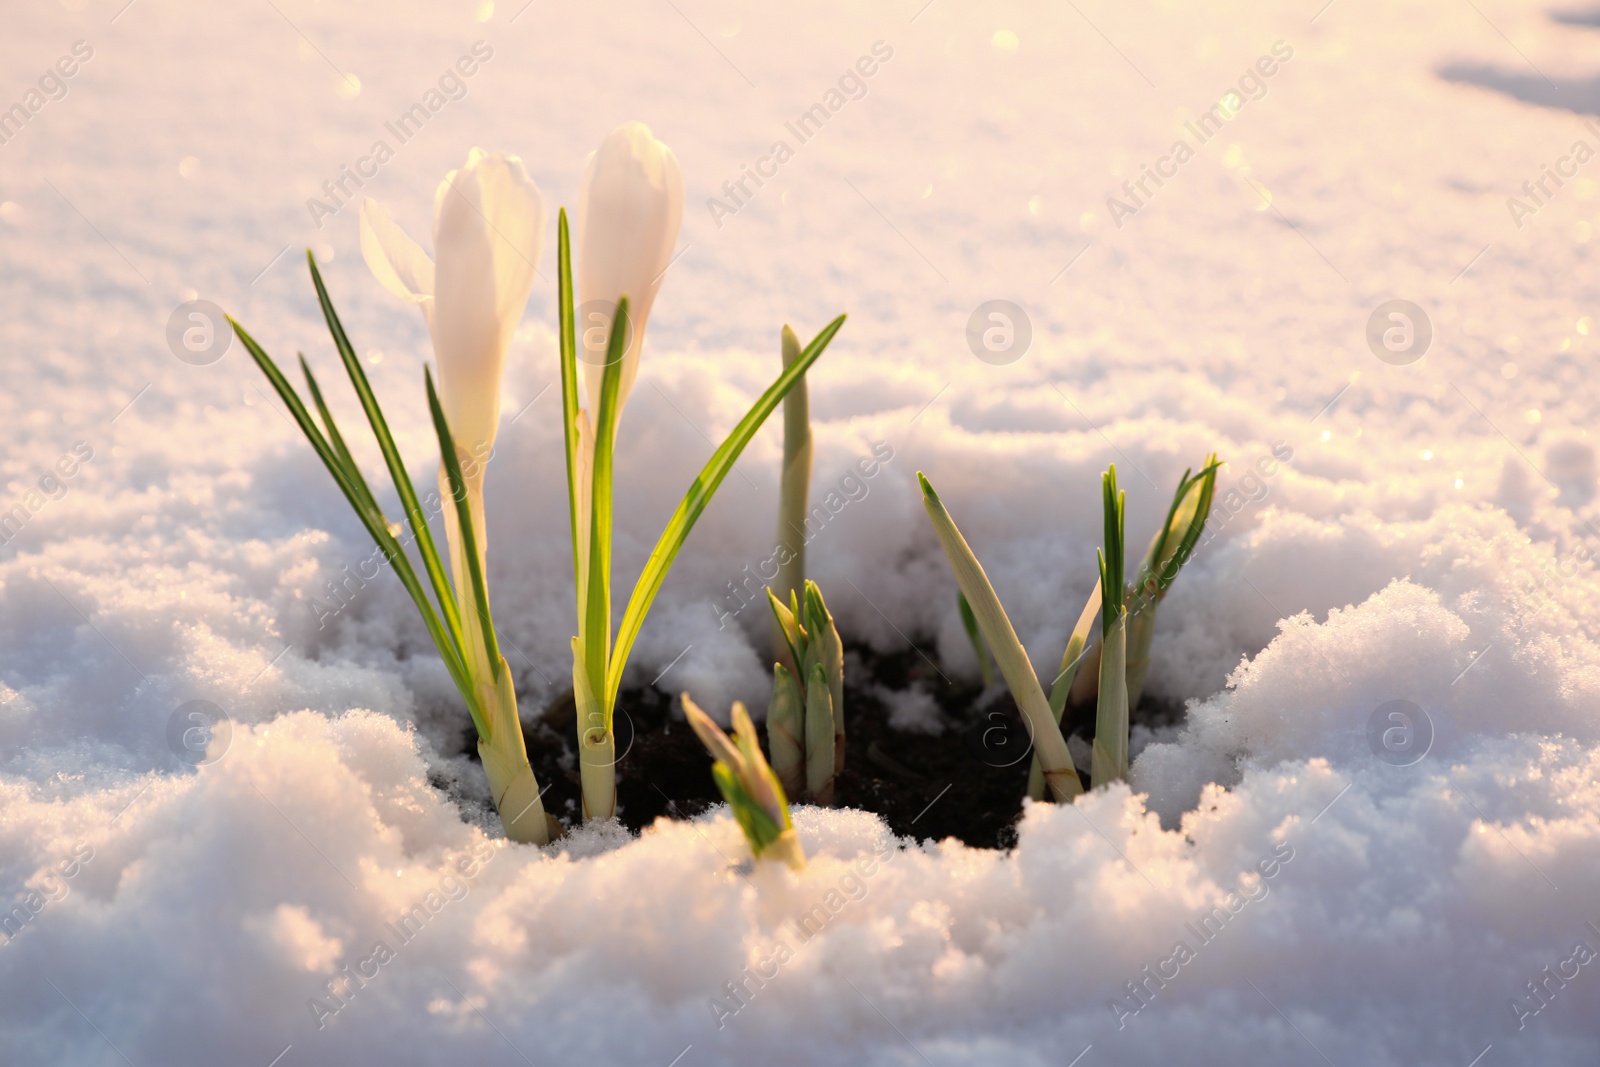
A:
1126,455,1222,709
957,590,993,687
425,367,502,684
230,317,480,730
767,588,804,673
605,314,846,705
686,694,798,863
1158,455,1222,590
1140,466,1190,592
557,211,584,604
1093,466,1129,786
305,253,467,659
584,297,630,718
300,354,382,520
804,580,844,769
918,471,1081,801
1100,467,1126,636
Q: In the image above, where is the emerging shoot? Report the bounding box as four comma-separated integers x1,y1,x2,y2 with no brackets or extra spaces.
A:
1091,466,1128,787
765,580,844,804
773,324,812,668
683,694,805,870
918,472,1083,802
1124,455,1221,709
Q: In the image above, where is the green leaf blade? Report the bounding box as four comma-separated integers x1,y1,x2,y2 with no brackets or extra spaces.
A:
584,297,631,717
305,253,467,659
230,316,480,731
557,211,584,604
426,367,502,685
604,314,846,705
918,471,1081,802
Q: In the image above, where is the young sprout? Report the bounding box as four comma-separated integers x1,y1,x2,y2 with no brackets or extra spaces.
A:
773,324,812,667
957,591,995,688
1091,466,1128,787
765,580,844,804
918,472,1083,803
683,694,805,870
1124,455,1221,709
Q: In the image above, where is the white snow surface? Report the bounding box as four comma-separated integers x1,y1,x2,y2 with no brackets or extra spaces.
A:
4,0,1600,1063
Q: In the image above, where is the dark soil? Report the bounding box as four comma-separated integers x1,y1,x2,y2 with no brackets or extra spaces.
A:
479,641,1186,850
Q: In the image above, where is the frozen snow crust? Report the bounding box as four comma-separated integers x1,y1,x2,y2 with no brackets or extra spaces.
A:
5,0,1600,1063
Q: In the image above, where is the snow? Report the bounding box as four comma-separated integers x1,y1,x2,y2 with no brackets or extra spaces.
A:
3,0,1600,1063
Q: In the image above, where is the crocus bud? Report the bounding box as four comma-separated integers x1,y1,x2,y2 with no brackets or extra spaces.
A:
575,122,684,420
360,149,545,459
683,694,804,869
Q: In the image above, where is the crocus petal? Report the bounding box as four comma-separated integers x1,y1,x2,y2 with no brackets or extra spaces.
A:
359,198,435,312
576,122,684,419
430,150,545,457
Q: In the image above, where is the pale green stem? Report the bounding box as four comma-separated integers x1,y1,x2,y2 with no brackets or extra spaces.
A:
1124,590,1159,712
573,637,615,821
438,465,549,843
1091,612,1128,786
774,325,810,670
1028,580,1101,801
479,664,550,845
441,466,494,685
565,421,615,820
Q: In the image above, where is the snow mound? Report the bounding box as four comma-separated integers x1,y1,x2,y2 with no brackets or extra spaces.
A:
5,0,1600,1062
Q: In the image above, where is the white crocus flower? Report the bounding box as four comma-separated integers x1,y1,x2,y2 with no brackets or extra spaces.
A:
360,148,545,463
360,151,548,843
360,148,544,656
575,121,684,421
